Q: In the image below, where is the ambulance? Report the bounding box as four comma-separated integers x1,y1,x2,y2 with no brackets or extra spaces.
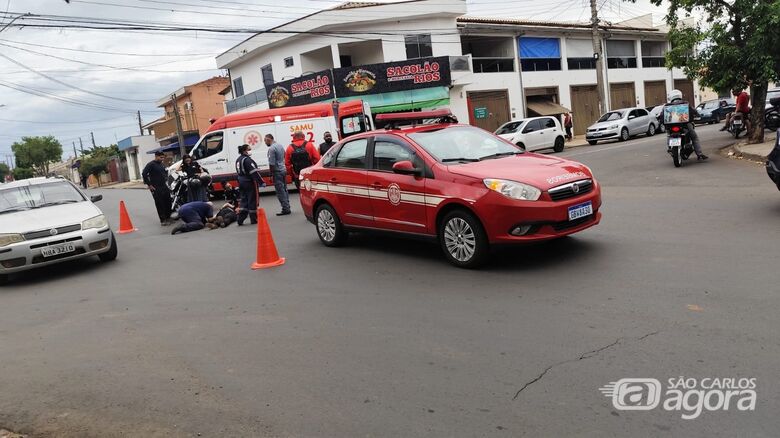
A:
180,100,373,190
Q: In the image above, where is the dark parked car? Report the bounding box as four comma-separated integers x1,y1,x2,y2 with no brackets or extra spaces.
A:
694,98,735,124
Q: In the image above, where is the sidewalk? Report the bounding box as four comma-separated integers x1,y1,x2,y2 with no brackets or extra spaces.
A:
728,130,777,162
98,180,147,190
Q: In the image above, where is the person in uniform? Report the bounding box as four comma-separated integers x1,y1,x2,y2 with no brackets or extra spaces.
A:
235,144,265,225
171,201,214,234
142,151,172,226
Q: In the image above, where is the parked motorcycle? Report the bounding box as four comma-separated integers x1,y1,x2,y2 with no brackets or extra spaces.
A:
666,124,695,167
766,130,780,191
729,112,746,138
167,171,213,214
764,97,780,132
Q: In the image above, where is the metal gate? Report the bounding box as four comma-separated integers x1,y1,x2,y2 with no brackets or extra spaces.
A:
467,90,511,133
674,79,696,105
644,80,667,107
610,82,636,110
570,84,600,135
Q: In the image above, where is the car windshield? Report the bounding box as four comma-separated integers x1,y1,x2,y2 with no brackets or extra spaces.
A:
598,111,624,122
408,126,522,163
495,121,523,135
0,181,84,214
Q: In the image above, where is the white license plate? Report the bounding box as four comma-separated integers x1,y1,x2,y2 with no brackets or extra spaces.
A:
733,120,742,125
668,137,682,147
41,243,75,258
568,201,593,221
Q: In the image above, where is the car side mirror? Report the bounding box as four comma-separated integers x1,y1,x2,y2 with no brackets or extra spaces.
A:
392,160,421,176
90,194,103,203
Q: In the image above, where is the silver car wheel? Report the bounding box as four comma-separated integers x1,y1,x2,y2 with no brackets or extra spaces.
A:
317,209,337,242
443,217,476,262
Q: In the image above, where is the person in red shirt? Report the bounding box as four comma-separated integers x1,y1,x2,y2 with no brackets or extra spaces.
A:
285,131,321,189
722,88,751,132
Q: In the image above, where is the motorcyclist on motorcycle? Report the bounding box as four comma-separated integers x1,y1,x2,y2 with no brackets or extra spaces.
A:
177,154,210,202
667,89,708,160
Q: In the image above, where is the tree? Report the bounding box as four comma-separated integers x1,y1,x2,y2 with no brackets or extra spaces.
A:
0,163,9,181
79,146,116,186
12,167,34,180
11,136,63,175
652,0,780,143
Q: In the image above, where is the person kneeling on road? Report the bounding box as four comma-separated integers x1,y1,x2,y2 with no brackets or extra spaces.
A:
171,201,214,234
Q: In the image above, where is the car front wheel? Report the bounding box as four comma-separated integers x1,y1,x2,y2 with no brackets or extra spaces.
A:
553,136,565,152
316,203,347,247
439,210,488,268
619,127,630,142
587,140,598,145
98,233,118,262
647,123,656,137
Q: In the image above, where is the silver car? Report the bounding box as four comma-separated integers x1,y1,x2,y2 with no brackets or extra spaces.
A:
0,177,117,284
586,107,659,145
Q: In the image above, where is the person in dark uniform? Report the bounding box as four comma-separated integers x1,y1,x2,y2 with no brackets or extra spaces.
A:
142,151,172,225
177,154,209,202
319,131,336,156
235,144,265,225
171,201,214,234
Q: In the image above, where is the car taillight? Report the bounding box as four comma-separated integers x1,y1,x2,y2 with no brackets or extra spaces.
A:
671,126,681,133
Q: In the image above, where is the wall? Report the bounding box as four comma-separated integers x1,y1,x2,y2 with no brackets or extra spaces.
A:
187,78,230,133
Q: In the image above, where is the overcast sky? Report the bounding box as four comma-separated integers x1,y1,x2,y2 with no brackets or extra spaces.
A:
0,0,666,163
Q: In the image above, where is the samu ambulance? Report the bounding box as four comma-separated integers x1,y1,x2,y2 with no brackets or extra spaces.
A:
180,99,373,190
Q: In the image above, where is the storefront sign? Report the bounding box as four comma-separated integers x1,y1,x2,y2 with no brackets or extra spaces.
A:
333,56,451,98
474,107,488,119
266,69,335,108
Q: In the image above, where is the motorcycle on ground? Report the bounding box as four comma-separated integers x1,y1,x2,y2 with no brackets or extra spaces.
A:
167,171,213,215
766,130,780,191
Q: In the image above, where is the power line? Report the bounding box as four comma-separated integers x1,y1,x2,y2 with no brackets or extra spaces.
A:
0,37,223,57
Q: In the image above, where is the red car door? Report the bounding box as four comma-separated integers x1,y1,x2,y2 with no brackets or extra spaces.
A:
325,137,373,227
366,135,430,234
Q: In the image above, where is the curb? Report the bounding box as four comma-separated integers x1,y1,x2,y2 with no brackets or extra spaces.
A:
728,143,770,163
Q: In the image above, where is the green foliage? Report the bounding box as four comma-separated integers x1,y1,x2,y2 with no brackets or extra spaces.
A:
651,0,780,142
11,136,63,176
0,163,9,181
80,152,110,178
12,167,34,180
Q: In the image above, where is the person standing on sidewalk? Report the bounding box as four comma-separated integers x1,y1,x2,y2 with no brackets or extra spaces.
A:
563,112,573,142
265,134,291,216
142,151,172,226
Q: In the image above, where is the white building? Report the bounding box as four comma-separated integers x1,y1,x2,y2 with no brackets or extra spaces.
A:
216,0,707,136
117,135,158,181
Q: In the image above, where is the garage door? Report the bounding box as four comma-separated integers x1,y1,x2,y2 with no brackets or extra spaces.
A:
674,79,695,105
610,82,636,110
570,84,600,135
467,90,510,133
644,80,667,107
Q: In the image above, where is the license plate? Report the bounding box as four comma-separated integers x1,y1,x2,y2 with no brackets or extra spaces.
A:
41,243,75,258
733,120,742,125
568,201,593,221
668,137,682,147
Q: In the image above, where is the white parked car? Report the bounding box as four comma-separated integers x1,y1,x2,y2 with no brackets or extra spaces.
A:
0,177,117,284
494,116,566,153
586,107,659,145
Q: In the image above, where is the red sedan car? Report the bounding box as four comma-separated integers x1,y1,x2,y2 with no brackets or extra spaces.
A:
298,111,601,268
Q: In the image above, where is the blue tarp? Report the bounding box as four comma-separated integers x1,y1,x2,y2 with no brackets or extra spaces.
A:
519,37,560,59
146,134,199,154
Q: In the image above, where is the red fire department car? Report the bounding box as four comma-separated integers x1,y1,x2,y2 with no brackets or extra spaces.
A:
298,110,602,268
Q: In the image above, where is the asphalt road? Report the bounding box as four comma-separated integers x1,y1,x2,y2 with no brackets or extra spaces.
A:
1,125,778,437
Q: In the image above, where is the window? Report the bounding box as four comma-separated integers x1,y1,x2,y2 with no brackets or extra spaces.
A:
496,121,523,135
372,141,415,172
461,35,515,73
232,77,244,97
261,64,274,88
522,119,543,133
635,109,649,117
191,133,223,160
341,115,367,136
641,41,666,68
405,34,433,59
408,126,521,162
340,55,353,67
566,39,595,70
334,138,368,169
0,181,84,213
543,118,556,129
519,37,561,72
606,40,637,69
284,57,294,68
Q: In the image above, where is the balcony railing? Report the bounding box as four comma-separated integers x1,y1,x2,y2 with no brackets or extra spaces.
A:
154,111,198,140
226,89,268,114
472,57,515,73
642,57,665,68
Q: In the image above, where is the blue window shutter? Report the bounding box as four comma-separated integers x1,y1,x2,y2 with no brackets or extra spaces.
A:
519,37,561,59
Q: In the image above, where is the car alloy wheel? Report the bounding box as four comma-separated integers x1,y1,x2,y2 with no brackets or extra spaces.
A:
620,127,629,142
444,217,476,262
438,209,488,268
315,204,347,247
647,124,656,136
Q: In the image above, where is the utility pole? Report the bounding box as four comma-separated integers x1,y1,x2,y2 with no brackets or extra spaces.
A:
171,93,186,158
137,110,143,135
79,137,84,154
90,131,96,147
72,142,78,159
590,0,607,116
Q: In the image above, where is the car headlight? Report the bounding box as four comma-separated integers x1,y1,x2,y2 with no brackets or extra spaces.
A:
0,233,24,247
82,214,108,230
608,124,619,129
484,179,541,201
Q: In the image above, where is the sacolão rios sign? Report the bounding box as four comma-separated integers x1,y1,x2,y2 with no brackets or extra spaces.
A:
266,70,335,108
333,56,451,97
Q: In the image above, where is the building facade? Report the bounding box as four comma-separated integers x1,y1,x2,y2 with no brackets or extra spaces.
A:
216,0,705,136
117,135,159,181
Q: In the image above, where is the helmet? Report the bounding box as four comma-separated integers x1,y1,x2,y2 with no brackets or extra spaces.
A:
667,89,683,103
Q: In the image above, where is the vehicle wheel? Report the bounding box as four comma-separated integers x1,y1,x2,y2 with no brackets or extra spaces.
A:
552,137,565,153
672,146,682,168
647,123,656,137
659,124,666,133
315,203,347,247
515,142,526,151
0,274,8,285
619,127,630,142
587,140,598,145
439,210,488,269
98,233,118,262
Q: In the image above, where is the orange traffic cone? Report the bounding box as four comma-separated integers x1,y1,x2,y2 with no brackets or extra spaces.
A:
251,208,285,269
117,200,137,234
